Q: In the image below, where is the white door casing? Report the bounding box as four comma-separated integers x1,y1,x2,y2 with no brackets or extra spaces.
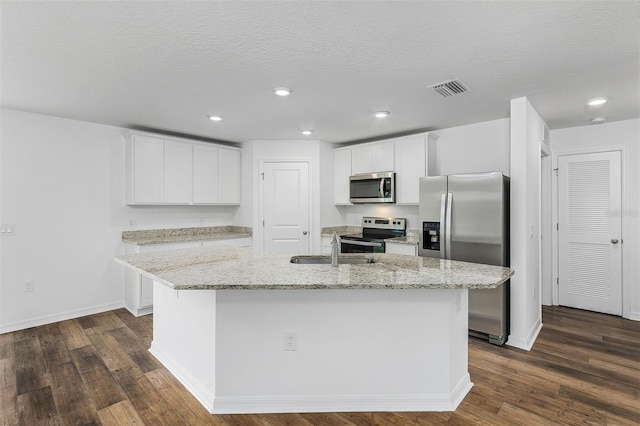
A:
558,151,622,315
262,161,310,254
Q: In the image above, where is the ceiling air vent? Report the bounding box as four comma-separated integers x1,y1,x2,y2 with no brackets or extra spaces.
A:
429,79,470,97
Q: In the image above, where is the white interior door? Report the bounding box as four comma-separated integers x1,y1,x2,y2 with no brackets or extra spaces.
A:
558,151,622,315
263,162,310,254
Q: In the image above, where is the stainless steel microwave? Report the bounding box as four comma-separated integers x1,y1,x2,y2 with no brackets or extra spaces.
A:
349,171,395,203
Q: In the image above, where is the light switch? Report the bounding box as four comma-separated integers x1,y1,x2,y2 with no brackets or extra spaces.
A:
0,224,16,236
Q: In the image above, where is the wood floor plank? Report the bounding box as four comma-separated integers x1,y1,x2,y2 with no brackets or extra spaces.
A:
87,331,134,372
0,357,18,426
36,324,72,368
48,361,101,426
58,319,91,350
13,337,49,395
97,399,145,426
0,333,14,360
16,386,59,426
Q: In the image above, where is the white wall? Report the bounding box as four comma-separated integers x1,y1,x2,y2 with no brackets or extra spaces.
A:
508,97,544,350
550,119,640,320
428,118,510,177
0,109,239,332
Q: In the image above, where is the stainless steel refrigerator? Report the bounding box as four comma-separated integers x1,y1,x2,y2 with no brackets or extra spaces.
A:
418,172,510,345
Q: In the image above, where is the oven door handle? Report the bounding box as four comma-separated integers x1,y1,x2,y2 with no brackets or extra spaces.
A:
342,240,383,248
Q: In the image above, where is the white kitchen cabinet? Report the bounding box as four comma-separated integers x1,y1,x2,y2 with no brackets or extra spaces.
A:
125,237,252,316
202,237,251,248
164,140,193,204
351,141,394,174
385,242,418,256
193,144,219,204
130,134,164,203
125,241,201,316
334,148,352,204
125,131,241,205
217,148,241,204
394,134,427,204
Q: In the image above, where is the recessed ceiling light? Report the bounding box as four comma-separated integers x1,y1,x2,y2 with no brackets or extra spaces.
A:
374,111,390,118
587,98,608,106
273,87,292,97
207,115,222,122
301,130,313,136
591,117,606,124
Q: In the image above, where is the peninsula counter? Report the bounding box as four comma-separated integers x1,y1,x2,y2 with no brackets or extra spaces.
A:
115,247,513,415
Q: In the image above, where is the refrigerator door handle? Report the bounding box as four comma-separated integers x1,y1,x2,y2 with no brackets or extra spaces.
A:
445,192,453,259
439,193,447,259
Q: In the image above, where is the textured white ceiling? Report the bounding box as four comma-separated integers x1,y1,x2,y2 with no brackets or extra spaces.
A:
1,1,638,144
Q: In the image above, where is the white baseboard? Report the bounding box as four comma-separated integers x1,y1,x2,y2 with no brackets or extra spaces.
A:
0,301,125,334
150,339,472,415
627,310,640,321
506,318,543,351
149,341,215,412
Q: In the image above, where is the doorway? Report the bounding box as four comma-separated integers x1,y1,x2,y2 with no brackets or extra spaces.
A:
261,161,311,254
556,150,622,315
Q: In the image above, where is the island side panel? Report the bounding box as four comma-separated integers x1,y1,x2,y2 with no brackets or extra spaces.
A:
213,288,471,414
149,281,217,412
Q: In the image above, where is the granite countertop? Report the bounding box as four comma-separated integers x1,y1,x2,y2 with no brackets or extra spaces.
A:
114,246,513,291
321,226,362,237
122,226,252,245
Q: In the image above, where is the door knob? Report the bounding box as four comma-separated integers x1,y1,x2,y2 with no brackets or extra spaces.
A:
611,238,619,244
303,231,308,235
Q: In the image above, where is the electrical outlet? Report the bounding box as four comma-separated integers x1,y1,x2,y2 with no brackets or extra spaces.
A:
0,224,16,236
284,331,297,351
23,281,35,293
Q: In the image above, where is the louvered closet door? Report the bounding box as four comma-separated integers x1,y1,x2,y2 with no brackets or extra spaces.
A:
558,151,622,315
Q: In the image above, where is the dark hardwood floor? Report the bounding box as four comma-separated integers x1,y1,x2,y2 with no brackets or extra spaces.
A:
1,306,638,425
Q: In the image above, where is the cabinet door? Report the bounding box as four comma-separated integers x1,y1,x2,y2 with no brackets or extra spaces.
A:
334,149,352,204
164,141,193,204
394,135,426,204
351,145,374,175
202,237,251,247
218,148,241,204
193,144,219,204
133,135,164,203
372,141,395,172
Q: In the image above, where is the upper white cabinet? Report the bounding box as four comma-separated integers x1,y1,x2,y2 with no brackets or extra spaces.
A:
193,144,219,204
131,134,164,203
393,134,427,205
125,131,241,205
334,148,352,204
351,141,395,174
218,148,241,204
164,140,193,204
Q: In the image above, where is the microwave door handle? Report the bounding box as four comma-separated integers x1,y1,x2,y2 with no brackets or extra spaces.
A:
439,193,447,259
445,192,453,259
379,179,385,197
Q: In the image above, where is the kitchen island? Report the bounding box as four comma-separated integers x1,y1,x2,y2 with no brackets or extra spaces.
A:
115,247,513,415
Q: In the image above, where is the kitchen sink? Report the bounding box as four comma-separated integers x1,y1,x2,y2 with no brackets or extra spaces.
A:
290,255,376,265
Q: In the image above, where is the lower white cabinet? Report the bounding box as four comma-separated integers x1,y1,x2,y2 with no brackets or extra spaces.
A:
385,242,418,256
202,237,251,248
124,237,251,316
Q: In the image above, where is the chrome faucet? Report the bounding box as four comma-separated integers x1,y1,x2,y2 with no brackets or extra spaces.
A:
330,233,339,267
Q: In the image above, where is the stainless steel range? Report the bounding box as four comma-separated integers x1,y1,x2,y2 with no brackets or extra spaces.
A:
340,217,407,254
